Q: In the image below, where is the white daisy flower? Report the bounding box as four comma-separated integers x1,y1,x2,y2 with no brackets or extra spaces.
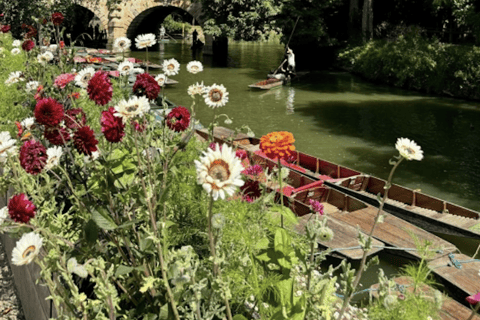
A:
71,68,77,73
0,207,8,225
85,150,100,163
395,138,424,161
37,51,53,64
186,61,203,74
5,71,24,86
132,67,144,74
12,39,21,47
25,81,39,93
187,81,205,97
48,44,58,52
67,258,88,278
194,143,244,201
113,37,131,52
11,48,21,55
155,73,166,87
45,146,63,170
21,117,35,130
0,131,17,163
203,84,229,108
74,67,95,88
162,58,180,76
11,232,43,266
114,96,151,124
135,33,157,49
117,60,134,76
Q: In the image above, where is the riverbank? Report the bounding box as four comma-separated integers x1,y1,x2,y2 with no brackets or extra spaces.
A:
335,35,480,101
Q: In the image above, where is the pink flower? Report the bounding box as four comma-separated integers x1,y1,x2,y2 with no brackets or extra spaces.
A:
466,292,480,305
235,149,248,160
54,73,76,89
8,193,36,223
309,199,324,215
242,164,263,176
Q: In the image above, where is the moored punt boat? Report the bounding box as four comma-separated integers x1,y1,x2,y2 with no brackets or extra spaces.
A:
329,175,480,240
370,276,480,320
428,253,480,307
248,78,283,90
197,126,480,241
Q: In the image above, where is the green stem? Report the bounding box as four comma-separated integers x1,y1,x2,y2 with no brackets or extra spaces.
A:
277,158,284,228
337,157,404,319
467,302,480,320
207,194,217,276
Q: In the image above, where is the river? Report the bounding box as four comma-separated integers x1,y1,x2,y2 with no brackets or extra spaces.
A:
131,41,480,297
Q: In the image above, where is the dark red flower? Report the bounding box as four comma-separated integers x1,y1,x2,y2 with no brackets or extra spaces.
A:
8,193,36,223
42,18,48,25
25,25,37,39
209,142,222,151
73,126,98,155
87,71,113,106
21,23,27,29
101,107,125,143
131,120,147,133
59,40,65,49
166,106,190,132
44,127,71,145
1,25,10,33
240,180,262,202
132,73,161,101
21,39,35,52
19,139,47,175
65,108,86,129
236,149,248,160
34,98,64,127
51,12,64,26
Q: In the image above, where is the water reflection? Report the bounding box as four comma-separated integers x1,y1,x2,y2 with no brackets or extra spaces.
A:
286,87,295,115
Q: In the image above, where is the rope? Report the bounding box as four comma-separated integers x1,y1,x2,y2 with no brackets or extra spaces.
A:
448,253,480,269
315,245,454,255
334,283,411,299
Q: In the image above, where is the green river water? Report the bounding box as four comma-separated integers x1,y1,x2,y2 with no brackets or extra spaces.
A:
131,41,480,298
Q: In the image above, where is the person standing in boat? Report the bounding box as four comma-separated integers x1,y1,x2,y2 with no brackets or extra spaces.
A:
284,46,296,82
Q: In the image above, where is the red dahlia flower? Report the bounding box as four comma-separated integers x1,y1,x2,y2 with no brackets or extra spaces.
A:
166,106,190,132
8,193,36,223
87,71,113,106
131,120,147,133
25,25,37,39
132,73,161,101
1,25,10,33
240,180,261,202
51,12,64,26
73,126,98,155
65,108,86,129
21,39,35,52
54,73,76,89
19,139,47,175
34,98,64,127
44,127,71,145
101,107,125,143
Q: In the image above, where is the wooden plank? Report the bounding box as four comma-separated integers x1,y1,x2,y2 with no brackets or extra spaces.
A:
370,276,480,320
429,254,480,301
331,207,457,261
295,213,384,260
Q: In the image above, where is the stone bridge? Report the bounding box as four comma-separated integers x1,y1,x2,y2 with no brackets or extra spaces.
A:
76,0,205,49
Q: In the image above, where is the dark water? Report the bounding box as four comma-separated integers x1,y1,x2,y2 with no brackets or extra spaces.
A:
132,41,480,298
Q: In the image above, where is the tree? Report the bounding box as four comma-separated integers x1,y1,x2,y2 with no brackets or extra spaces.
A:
362,0,373,42
199,0,283,41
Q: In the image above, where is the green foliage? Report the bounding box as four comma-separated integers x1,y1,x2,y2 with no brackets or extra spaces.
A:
368,293,440,320
162,14,192,35
337,33,480,100
200,0,283,41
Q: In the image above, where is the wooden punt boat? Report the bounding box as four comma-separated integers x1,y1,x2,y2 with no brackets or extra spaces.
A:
370,276,480,320
329,175,480,240
248,78,283,90
196,126,480,240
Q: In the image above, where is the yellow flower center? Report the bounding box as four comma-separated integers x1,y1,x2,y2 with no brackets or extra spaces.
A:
208,159,230,182
22,245,36,259
127,104,139,112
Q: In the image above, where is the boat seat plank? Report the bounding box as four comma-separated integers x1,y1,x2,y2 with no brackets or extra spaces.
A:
429,254,480,299
295,213,384,260
331,207,457,261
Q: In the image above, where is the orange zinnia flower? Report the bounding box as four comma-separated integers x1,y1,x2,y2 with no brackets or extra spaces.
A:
259,131,295,160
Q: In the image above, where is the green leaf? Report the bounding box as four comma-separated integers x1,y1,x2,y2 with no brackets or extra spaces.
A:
115,265,135,277
233,315,248,320
254,237,270,250
91,207,117,230
84,219,99,244
143,314,158,320
274,229,291,254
